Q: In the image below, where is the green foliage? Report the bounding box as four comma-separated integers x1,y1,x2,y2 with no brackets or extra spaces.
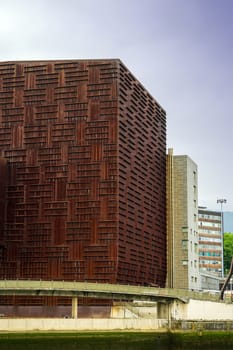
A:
224,232,233,274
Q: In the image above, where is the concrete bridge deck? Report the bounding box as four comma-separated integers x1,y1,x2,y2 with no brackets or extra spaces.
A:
0,279,220,303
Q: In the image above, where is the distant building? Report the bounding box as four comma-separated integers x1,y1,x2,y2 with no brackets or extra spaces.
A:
198,207,223,278
223,212,233,233
167,149,201,290
200,272,221,291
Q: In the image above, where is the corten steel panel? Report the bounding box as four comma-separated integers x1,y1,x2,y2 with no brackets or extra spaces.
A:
117,63,167,287
0,158,7,245
0,60,166,310
0,60,119,289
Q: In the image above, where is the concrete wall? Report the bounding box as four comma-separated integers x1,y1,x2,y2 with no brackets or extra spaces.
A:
111,302,158,319
187,299,233,320
1,299,233,331
170,299,233,321
0,318,168,331
117,299,233,322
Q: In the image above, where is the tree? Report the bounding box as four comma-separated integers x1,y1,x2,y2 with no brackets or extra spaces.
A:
224,233,233,275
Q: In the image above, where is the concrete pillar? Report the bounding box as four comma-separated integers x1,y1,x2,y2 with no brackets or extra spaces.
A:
157,301,172,328
157,302,169,319
71,297,78,319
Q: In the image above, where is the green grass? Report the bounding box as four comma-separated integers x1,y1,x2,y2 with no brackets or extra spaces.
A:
0,332,169,350
0,331,232,350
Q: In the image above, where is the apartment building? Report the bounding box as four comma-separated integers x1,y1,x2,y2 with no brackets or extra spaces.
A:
198,207,223,277
167,149,201,290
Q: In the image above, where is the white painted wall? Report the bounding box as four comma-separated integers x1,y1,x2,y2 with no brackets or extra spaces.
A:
186,157,200,290
187,299,233,320
170,299,233,320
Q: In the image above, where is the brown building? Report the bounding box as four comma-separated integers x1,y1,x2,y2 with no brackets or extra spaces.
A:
0,158,7,238
0,60,166,314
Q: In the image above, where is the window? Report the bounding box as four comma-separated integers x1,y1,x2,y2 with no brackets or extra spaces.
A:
194,243,198,253
193,171,197,183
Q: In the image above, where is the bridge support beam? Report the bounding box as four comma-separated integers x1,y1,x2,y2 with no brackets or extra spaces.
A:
157,302,170,320
157,302,172,328
71,297,78,319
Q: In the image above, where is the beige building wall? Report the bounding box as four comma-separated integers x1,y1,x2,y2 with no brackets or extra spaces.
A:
167,150,201,290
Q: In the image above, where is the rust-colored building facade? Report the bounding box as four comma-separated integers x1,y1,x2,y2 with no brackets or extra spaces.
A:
0,158,7,240
0,60,166,312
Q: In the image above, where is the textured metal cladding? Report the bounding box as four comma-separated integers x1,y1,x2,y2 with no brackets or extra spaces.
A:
0,60,119,290
118,63,167,287
0,158,7,241
0,59,167,310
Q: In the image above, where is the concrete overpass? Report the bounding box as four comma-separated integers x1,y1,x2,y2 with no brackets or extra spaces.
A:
0,279,220,318
0,279,220,301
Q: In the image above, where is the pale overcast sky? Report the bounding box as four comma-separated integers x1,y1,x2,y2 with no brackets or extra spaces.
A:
1,0,233,211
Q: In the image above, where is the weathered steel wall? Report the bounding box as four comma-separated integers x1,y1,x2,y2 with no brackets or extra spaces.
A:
0,158,7,246
0,60,167,309
0,60,119,287
117,62,167,287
